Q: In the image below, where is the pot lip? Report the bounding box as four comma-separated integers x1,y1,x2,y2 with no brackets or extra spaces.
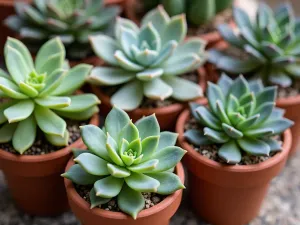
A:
0,113,99,163
91,66,207,114
176,109,292,173
64,160,184,220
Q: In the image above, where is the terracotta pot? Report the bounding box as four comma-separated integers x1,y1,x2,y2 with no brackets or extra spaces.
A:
206,59,300,156
176,109,292,225
91,67,207,131
64,160,184,225
123,0,235,49
0,114,99,216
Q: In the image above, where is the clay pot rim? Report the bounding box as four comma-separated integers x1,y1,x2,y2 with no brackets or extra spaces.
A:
91,66,208,114
0,113,99,163
64,160,185,220
176,109,292,173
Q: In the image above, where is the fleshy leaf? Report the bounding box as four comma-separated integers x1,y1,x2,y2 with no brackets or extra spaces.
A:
94,176,124,198
62,164,101,185
74,153,110,176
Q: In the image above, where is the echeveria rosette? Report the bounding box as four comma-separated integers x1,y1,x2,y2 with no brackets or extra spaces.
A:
89,6,206,110
209,3,300,88
0,37,100,154
184,74,294,164
62,107,186,219
4,0,120,59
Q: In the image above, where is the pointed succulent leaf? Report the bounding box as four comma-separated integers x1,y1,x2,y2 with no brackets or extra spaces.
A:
12,115,36,154
217,73,233,96
163,76,202,101
161,14,187,46
107,163,131,178
203,127,230,144
111,80,144,111
55,94,99,112
128,159,159,173
143,78,173,101
195,106,222,131
106,133,124,166
45,130,69,146
54,106,99,121
114,50,144,72
74,153,109,176
136,68,163,81
90,35,119,66
148,146,186,173
207,82,224,114
0,123,18,143
135,115,159,139
118,121,139,144
184,129,212,146
140,136,159,162
222,123,243,139
118,184,145,220
34,105,66,136
35,96,71,109
147,172,185,195
89,188,111,209
94,176,124,198
244,128,274,137
125,172,160,192
237,137,270,156
4,99,34,123
38,69,67,97
218,141,241,164
264,118,294,135
157,132,178,151
80,125,111,161
151,40,177,67
62,164,101,185
52,64,92,96
89,67,135,86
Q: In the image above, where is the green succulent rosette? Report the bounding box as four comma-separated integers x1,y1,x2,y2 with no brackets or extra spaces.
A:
0,37,100,154
4,0,120,59
89,6,206,110
63,107,186,219
185,74,294,164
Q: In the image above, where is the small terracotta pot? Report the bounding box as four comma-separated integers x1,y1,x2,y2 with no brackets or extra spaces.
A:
64,160,184,225
176,109,292,225
91,67,207,131
206,59,300,156
0,114,99,216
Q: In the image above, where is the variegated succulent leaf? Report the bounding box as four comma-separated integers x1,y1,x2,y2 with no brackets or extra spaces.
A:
209,3,300,87
184,74,293,164
4,0,121,59
89,6,206,110
62,107,185,219
0,37,100,154
141,0,233,25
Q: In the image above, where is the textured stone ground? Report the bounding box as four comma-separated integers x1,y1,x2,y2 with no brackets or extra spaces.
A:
0,151,299,225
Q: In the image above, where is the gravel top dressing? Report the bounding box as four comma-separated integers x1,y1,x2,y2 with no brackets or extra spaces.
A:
0,120,88,156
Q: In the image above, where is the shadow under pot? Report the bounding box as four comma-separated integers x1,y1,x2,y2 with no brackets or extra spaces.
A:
0,114,99,216
205,59,300,157
91,67,207,131
64,159,184,225
176,109,292,225
123,0,235,49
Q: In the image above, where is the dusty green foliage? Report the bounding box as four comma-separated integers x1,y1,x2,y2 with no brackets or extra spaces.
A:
141,0,233,25
0,37,100,154
4,0,120,59
89,6,206,110
62,107,186,219
209,3,300,87
185,74,294,164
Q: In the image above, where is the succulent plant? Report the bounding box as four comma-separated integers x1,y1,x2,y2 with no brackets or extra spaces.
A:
209,3,300,88
89,6,206,110
141,0,233,26
0,37,100,154
62,107,186,218
4,0,121,59
184,74,294,164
